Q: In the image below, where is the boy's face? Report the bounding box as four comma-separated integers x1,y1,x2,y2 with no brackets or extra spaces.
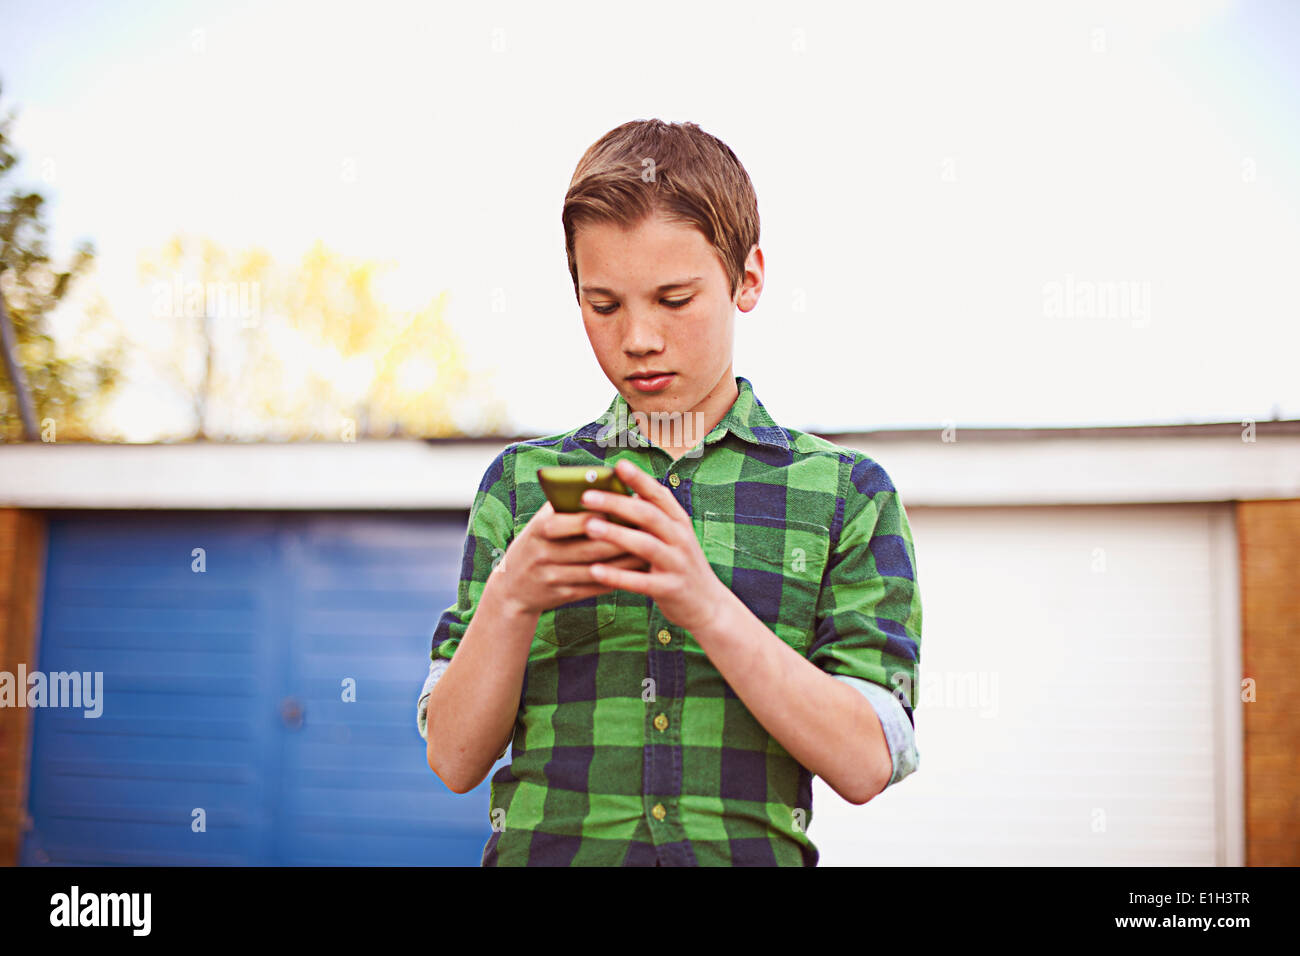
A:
575,211,763,447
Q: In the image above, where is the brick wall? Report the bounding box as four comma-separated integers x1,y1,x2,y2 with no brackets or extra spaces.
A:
0,509,45,866
1237,499,1300,865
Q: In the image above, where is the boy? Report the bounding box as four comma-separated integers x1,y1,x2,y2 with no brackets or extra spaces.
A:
418,119,921,866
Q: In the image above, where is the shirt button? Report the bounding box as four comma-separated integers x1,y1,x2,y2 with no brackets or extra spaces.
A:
654,713,669,731
657,628,671,645
668,473,680,487
652,803,666,821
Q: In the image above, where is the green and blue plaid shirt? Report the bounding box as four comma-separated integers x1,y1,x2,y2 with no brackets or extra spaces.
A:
419,375,921,866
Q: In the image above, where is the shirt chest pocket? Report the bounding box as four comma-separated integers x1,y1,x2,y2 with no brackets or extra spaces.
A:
700,510,831,654
513,510,618,648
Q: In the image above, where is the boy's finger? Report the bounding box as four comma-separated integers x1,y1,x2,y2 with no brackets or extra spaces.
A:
613,458,680,515
542,509,601,538
604,552,650,569
547,536,627,563
580,492,666,536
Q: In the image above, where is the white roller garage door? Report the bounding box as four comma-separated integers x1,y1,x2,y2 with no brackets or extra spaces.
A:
809,503,1242,866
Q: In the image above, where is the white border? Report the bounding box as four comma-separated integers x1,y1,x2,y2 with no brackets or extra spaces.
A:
1209,505,1245,866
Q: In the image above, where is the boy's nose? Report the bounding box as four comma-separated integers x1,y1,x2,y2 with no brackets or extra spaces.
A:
622,320,665,354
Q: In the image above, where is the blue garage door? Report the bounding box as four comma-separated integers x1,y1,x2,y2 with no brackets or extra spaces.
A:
21,510,497,866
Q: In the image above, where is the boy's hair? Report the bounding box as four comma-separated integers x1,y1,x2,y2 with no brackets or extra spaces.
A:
562,118,760,304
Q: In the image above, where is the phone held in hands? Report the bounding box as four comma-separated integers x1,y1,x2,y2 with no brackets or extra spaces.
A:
537,465,636,527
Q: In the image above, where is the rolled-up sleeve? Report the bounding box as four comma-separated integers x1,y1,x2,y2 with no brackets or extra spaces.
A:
416,657,450,741
831,674,920,790
809,453,923,792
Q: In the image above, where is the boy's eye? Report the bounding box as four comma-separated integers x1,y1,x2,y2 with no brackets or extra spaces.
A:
590,297,693,316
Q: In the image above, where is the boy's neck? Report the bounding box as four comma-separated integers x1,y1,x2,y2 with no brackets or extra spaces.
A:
627,371,739,464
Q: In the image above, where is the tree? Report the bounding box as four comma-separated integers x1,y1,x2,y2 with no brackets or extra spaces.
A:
136,234,509,440
0,79,124,442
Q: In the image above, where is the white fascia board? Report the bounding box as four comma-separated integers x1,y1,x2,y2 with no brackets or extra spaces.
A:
845,435,1300,506
0,441,508,510
0,433,1298,509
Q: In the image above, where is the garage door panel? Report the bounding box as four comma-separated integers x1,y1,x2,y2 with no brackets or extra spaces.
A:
25,511,488,866
283,827,488,867
808,503,1238,867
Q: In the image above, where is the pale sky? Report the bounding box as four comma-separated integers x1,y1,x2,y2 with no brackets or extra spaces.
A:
2,0,1298,439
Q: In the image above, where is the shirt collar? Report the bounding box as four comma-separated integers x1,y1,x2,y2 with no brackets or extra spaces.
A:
574,375,790,453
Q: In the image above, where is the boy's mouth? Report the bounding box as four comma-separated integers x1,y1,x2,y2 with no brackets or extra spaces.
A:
627,372,675,392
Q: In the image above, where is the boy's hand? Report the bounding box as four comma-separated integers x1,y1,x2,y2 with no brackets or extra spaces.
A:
496,500,650,616
577,458,730,636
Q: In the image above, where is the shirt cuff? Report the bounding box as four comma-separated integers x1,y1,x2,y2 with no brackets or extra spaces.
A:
831,674,920,792
417,657,510,762
417,657,450,741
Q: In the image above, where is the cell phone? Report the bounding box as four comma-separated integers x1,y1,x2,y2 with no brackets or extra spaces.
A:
537,465,636,527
